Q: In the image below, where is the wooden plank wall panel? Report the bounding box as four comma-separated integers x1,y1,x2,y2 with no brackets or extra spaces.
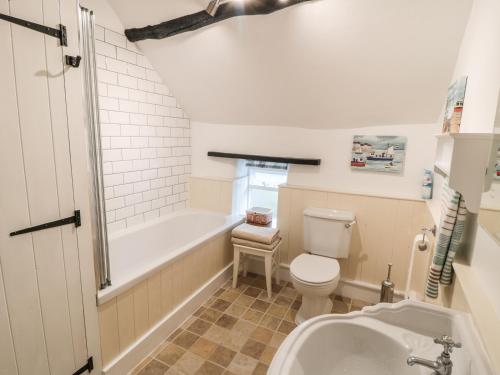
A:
133,280,150,339
116,290,135,351
0,0,51,374
59,0,103,369
99,233,233,366
148,273,162,325
277,186,434,288
0,267,18,375
9,0,76,372
1,0,102,373
98,299,120,365
42,0,88,368
160,265,174,316
0,3,21,374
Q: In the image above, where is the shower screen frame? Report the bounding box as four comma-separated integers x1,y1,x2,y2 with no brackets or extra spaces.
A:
79,7,111,290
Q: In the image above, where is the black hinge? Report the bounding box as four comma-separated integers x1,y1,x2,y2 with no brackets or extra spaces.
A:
9,210,81,237
0,13,67,46
65,55,81,68
73,357,94,375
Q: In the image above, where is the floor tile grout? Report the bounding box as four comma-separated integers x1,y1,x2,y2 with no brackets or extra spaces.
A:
130,272,371,375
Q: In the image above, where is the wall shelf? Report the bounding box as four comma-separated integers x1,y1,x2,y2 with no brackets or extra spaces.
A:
433,133,494,213
207,151,321,166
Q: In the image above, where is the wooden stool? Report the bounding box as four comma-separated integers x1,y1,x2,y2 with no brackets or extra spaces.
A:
232,241,281,299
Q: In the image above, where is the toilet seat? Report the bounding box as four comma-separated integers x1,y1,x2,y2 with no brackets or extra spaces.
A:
290,253,340,285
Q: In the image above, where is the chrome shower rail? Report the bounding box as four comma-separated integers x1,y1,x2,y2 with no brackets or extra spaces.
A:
80,7,111,289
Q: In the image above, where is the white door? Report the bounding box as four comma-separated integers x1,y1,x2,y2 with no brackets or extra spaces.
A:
0,0,97,374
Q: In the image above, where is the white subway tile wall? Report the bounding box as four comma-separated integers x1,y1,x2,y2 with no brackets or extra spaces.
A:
96,25,190,232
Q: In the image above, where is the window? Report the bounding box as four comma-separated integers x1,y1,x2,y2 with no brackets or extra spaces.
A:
246,161,288,218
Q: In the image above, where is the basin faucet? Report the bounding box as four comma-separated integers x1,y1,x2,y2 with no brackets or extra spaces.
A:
407,335,461,375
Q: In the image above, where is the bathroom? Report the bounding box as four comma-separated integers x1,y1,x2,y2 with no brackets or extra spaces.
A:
1,0,500,374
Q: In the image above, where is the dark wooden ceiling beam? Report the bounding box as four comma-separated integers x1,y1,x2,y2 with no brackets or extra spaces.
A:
207,151,321,165
125,0,313,42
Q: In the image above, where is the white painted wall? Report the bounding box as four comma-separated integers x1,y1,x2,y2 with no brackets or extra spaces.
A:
192,121,439,200
451,0,500,133
80,0,124,33
108,0,471,129
455,0,500,316
428,0,500,316
471,226,500,314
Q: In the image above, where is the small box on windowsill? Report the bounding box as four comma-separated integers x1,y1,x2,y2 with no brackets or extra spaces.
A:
246,207,273,226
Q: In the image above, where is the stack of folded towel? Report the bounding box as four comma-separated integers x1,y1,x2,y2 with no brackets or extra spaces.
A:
231,223,281,250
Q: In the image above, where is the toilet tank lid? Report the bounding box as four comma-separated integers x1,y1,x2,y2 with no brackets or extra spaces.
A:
303,207,355,222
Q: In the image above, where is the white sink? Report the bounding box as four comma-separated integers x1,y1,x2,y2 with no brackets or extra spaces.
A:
268,300,493,375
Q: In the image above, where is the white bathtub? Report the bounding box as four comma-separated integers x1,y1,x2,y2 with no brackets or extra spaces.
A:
98,209,244,304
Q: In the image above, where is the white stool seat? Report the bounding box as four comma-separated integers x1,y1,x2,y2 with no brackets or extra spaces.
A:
232,240,281,299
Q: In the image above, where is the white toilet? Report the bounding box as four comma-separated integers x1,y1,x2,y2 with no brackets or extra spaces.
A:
290,207,355,324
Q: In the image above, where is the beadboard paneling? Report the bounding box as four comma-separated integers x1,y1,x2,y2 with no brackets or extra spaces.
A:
278,185,434,289
98,231,232,367
0,0,99,373
188,177,435,295
188,176,234,214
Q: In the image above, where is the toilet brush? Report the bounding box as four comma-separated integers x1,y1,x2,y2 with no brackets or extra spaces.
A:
380,263,395,303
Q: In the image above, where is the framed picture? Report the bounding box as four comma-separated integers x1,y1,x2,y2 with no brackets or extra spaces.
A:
442,76,467,134
351,135,407,174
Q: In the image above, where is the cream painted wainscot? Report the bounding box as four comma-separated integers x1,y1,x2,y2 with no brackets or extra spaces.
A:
98,230,234,374
189,178,435,302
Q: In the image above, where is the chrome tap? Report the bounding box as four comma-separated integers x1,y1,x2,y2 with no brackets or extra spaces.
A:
407,335,462,375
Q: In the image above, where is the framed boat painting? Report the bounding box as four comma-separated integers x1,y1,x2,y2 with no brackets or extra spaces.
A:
441,76,467,134
351,135,407,174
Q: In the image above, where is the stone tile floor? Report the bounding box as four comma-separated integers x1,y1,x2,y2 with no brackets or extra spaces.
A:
131,273,371,375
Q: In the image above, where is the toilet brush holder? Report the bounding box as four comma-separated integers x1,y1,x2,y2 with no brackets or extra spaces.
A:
380,263,395,303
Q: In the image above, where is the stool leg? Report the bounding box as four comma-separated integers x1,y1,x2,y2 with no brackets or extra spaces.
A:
233,248,240,289
265,254,272,299
275,249,281,286
243,254,248,277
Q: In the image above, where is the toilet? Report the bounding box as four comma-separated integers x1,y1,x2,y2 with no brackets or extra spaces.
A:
290,207,355,324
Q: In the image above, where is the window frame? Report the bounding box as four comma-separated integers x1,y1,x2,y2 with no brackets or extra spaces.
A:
246,166,288,213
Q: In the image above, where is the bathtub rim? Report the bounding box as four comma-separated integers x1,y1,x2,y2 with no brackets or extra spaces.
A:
97,209,244,305
107,208,230,241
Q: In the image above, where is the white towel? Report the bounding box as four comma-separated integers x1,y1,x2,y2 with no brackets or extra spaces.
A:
231,223,279,244
232,236,281,251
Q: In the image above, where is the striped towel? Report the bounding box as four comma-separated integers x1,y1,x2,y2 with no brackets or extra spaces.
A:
425,181,468,298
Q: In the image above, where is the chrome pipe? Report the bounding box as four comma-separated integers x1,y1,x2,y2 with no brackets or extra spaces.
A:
80,7,111,289
345,220,357,229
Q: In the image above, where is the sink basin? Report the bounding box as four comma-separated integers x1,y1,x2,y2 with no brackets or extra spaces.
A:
268,300,493,375
281,320,419,375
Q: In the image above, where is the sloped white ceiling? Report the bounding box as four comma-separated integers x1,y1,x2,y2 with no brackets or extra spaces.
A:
108,0,471,129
